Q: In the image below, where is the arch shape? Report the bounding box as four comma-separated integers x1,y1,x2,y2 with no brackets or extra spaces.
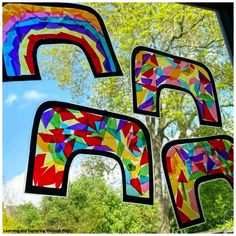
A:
25,101,153,205
131,46,222,127
3,2,123,81
161,135,233,228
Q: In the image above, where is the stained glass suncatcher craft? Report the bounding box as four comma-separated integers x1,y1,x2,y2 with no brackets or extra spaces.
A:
162,135,233,228
3,2,123,81
25,101,154,205
132,46,222,127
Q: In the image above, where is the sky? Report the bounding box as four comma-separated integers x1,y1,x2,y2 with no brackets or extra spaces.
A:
3,80,73,182
2,78,73,205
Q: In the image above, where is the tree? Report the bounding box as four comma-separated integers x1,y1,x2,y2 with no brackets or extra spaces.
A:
2,212,14,232
40,175,160,233
13,203,42,231
3,176,160,233
38,2,233,233
2,203,42,232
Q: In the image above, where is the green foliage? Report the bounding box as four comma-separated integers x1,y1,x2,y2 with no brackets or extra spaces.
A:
80,155,117,177
2,203,42,233
38,45,91,103
170,179,233,233
41,175,160,233
39,2,233,133
2,212,14,232
13,203,42,230
2,176,233,233
215,218,233,231
3,176,160,233
85,2,233,135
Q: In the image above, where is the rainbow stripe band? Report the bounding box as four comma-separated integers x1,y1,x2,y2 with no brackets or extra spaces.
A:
25,101,154,205
3,3,122,81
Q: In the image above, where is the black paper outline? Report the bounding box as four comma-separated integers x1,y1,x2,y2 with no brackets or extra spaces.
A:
131,46,222,127
3,2,123,82
25,101,154,205
161,135,233,229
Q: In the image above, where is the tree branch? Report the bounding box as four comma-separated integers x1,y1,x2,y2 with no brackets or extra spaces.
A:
190,16,205,30
165,16,206,52
221,103,233,108
170,39,223,50
163,134,169,141
165,15,186,51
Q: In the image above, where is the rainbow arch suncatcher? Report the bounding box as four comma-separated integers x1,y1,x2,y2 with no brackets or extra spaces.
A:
3,2,122,81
